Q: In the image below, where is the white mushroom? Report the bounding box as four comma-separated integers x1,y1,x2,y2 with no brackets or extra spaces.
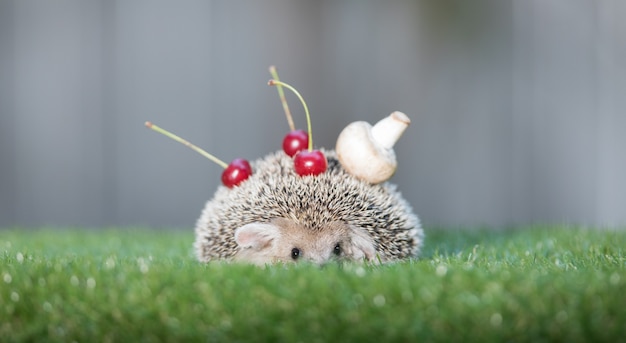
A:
335,111,411,184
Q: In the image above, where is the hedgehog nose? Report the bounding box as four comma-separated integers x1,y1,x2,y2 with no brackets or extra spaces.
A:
307,256,328,267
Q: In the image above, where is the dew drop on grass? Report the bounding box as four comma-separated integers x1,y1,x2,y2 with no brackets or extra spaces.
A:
86,277,96,289
10,291,19,302
490,313,502,327
436,265,447,277
486,282,502,294
137,257,149,274
3,273,11,284
610,272,620,285
16,252,24,263
167,317,180,329
70,275,79,286
43,302,53,312
105,256,116,269
373,294,386,307
220,318,232,330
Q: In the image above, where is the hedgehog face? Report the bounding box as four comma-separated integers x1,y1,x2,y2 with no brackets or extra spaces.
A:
147,71,421,265
233,218,377,266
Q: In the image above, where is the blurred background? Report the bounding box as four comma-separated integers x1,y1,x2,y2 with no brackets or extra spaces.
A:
1,0,625,230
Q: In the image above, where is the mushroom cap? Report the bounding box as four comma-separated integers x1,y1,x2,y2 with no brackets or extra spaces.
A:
335,121,397,184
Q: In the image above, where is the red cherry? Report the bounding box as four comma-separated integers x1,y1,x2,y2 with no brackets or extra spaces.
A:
293,150,327,176
221,158,252,188
282,129,309,157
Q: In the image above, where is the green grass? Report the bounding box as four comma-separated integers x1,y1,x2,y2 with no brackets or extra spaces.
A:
1,226,625,342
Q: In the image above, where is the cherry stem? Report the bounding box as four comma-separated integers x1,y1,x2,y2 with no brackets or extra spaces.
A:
268,79,313,151
144,121,228,169
268,66,295,132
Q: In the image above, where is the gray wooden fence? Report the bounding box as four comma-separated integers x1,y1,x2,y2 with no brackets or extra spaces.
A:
1,0,625,229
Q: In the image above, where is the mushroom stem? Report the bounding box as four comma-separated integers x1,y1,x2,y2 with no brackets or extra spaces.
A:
370,111,411,150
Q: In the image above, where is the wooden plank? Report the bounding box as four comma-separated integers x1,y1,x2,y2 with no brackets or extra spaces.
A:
527,0,599,224
0,0,16,226
596,0,626,226
12,1,105,226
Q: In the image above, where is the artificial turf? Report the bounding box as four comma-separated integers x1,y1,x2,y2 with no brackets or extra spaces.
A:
1,226,624,342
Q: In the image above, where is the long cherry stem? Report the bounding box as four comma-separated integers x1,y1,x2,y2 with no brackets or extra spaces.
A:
267,80,313,151
144,121,228,169
268,66,295,132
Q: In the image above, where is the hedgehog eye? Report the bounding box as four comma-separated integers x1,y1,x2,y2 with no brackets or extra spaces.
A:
333,243,341,256
291,248,301,260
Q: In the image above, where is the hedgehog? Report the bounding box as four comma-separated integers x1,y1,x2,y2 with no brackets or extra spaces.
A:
194,149,423,265
145,71,423,265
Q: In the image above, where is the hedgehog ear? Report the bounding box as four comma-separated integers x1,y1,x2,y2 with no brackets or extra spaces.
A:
347,226,377,262
235,223,282,251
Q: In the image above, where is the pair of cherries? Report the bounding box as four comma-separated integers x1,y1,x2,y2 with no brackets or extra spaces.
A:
268,71,328,178
283,129,327,175
145,67,327,188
